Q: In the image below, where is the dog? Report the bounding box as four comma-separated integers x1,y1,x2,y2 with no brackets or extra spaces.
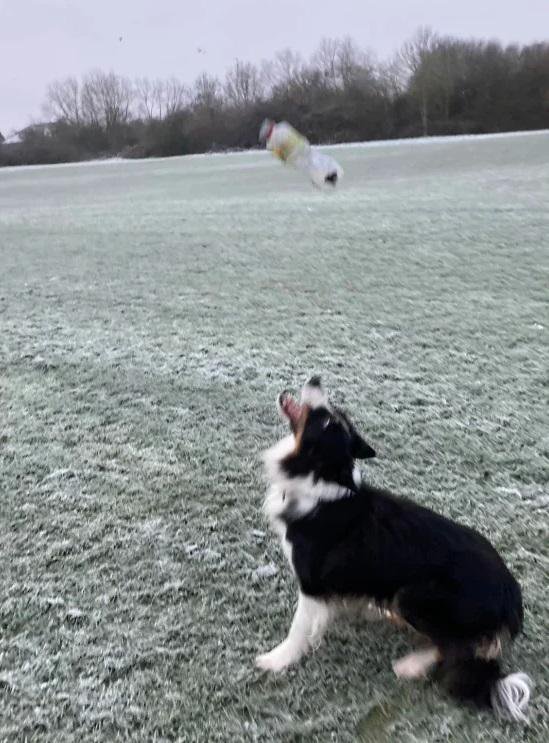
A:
256,377,532,722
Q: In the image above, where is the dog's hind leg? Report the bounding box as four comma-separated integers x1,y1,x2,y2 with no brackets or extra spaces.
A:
393,647,441,679
256,592,331,672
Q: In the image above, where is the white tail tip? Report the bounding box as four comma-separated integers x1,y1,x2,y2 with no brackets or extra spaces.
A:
491,672,533,723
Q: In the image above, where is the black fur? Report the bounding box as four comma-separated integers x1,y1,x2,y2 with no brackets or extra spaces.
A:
278,393,525,710
283,407,375,490
433,653,502,708
281,485,523,645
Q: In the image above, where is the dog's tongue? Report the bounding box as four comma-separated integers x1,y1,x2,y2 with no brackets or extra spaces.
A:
280,392,303,426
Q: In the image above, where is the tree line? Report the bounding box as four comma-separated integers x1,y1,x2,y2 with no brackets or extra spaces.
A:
1,28,548,167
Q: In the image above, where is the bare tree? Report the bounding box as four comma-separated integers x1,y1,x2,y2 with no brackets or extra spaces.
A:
150,79,165,119
136,77,173,120
44,76,81,125
377,58,407,98
396,27,439,134
80,76,100,127
193,73,222,111
224,60,263,107
81,71,133,130
335,37,373,88
135,77,156,120
430,40,467,122
163,77,188,117
397,27,438,79
264,48,303,91
311,37,375,90
311,38,340,88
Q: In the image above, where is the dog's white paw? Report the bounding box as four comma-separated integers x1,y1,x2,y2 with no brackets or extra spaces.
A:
255,644,297,673
393,656,423,679
393,648,439,679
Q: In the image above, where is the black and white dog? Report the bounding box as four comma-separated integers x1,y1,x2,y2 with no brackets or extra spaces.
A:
257,377,532,722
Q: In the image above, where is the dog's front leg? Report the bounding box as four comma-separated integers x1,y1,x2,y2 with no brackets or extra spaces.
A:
256,592,330,673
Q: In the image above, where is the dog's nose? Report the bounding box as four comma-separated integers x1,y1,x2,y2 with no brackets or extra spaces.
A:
307,376,322,388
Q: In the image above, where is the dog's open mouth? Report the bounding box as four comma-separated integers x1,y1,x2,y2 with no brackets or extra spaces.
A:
278,391,303,427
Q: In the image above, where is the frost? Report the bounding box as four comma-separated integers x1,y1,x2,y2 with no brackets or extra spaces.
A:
252,563,279,582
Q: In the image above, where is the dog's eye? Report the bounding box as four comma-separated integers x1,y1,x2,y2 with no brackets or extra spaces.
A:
322,416,331,429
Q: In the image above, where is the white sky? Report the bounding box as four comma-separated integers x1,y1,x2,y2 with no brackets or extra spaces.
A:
1,0,547,134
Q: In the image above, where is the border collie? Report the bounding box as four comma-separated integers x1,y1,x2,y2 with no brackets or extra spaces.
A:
256,377,532,722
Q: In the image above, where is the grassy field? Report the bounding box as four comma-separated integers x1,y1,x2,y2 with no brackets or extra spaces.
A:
1,132,548,742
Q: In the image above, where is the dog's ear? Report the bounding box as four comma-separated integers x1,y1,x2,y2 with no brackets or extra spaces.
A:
338,409,377,459
351,431,376,459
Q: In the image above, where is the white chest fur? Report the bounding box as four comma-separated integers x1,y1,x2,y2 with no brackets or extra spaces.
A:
262,433,359,573
264,483,294,569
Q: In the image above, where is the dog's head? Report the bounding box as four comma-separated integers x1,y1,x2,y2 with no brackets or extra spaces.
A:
264,376,375,494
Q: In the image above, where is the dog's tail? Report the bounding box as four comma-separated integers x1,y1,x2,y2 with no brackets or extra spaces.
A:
436,654,532,722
